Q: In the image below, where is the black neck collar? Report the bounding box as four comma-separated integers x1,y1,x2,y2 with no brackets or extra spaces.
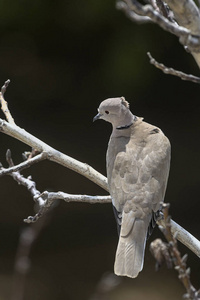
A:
116,116,137,130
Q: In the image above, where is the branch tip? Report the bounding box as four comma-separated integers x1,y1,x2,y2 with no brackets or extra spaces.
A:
147,52,200,84
0,80,15,124
1,79,10,96
6,149,14,167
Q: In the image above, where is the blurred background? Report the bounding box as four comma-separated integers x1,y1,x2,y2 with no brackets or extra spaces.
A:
0,0,200,299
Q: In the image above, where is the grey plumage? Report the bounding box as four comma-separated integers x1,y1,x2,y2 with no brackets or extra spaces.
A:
93,97,171,278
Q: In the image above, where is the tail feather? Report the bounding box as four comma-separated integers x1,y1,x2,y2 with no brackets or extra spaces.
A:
114,219,147,278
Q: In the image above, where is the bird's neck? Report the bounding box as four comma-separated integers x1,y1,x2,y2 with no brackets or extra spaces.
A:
112,111,136,137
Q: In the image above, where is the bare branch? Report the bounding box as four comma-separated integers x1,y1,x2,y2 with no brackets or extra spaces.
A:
118,0,200,55
164,0,200,67
164,0,200,35
1,79,10,97
9,170,45,206
0,151,47,176
116,1,152,23
23,189,200,261
0,118,108,192
25,191,111,223
2,149,45,207
147,52,200,83
0,79,15,124
158,215,200,258
39,191,111,204
157,204,200,299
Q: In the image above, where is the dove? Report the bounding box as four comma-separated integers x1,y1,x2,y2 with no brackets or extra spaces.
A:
93,97,170,278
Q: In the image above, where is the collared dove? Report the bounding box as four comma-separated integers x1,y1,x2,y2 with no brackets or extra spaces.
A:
93,97,170,278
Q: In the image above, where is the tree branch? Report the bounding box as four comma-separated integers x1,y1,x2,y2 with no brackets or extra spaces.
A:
147,52,200,84
164,0,200,67
39,191,112,204
157,204,200,299
3,149,45,207
164,0,200,35
0,79,15,124
0,118,108,192
117,0,200,67
116,1,152,23
24,188,200,261
158,215,200,258
0,151,48,176
24,192,112,223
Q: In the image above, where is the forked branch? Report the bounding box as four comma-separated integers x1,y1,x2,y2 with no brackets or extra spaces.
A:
152,204,200,300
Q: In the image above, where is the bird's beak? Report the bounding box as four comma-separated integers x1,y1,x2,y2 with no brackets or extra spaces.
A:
93,113,102,122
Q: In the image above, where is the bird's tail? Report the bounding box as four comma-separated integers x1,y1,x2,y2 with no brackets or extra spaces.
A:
114,218,148,278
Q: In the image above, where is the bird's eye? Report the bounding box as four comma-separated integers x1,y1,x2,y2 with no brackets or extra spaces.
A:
105,110,109,114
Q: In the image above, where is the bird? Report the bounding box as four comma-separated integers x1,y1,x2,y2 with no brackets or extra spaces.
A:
93,97,171,278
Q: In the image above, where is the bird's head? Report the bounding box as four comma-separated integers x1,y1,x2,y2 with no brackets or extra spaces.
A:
93,97,134,129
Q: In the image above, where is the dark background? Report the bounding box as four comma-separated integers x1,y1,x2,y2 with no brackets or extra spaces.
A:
0,1,200,299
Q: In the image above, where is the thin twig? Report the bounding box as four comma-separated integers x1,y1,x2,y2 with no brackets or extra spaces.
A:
0,151,47,176
158,213,200,258
24,192,111,223
8,171,45,207
147,52,200,83
0,118,108,191
23,190,200,261
116,1,152,23
3,149,45,207
158,204,200,300
0,79,15,124
39,191,111,204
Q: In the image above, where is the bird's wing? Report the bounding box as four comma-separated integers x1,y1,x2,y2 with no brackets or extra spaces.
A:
109,127,171,236
111,127,171,278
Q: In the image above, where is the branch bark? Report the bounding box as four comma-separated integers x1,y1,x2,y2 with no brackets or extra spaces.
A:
24,192,112,223
117,0,200,67
0,118,108,192
158,215,200,258
157,204,200,299
0,79,15,124
0,151,48,176
164,0,200,67
147,52,200,83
